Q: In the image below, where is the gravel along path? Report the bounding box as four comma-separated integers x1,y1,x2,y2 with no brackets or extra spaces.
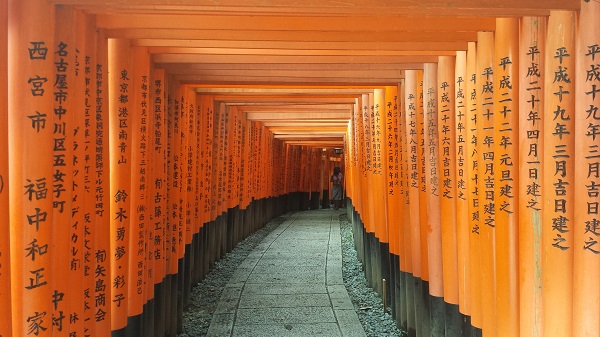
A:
177,210,406,337
339,213,406,337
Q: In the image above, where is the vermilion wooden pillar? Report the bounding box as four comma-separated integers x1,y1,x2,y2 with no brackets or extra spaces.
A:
362,94,374,235
518,16,545,337
424,62,445,336
151,68,167,335
108,37,133,333
573,1,600,335
54,6,77,337
405,70,423,281
129,46,151,330
542,11,576,337
373,89,389,246
353,97,364,218
438,56,459,308
466,41,482,329
385,86,401,260
476,31,497,337
404,70,422,335
493,18,520,337
94,27,112,337
454,50,471,316
75,11,98,336
423,63,443,303
416,71,430,285
398,80,411,280
201,95,214,226
8,0,55,335
0,1,10,336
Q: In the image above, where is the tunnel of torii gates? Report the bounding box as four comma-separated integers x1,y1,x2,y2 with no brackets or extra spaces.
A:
1,0,600,336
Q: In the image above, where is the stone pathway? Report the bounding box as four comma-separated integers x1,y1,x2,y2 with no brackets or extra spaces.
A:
207,209,366,337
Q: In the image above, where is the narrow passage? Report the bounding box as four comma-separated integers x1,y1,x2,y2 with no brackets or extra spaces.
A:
207,210,366,337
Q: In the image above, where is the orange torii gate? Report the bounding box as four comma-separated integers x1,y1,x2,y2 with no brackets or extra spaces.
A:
2,2,600,337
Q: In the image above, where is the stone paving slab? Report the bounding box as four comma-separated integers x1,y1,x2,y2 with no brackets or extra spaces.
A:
238,293,332,308
232,323,342,337
207,210,366,337
235,307,337,325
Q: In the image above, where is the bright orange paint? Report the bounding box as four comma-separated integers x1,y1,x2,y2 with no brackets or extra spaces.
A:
476,31,497,337
8,1,55,335
108,37,133,331
493,17,520,337
423,62,443,297
438,56,459,305
454,50,471,315
573,2,600,335
542,11,576,337
466,41,483,328
518,16,545,337
0,1,10,336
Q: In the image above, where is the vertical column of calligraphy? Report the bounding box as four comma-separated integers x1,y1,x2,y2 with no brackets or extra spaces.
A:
398,80,412,330
438,56,459,308
261,126,269,200
518,16,545,337
574,1,600,335
466,41,482,329
405,71,422,280
476,31,496,337
129,46,150,327
226,105,235,213
163,80,174,336
423,63,443,306
108,38,132,332
250,122,259,212
179,88,192,312
373,89,389,246
94,28,111,336
385,86,401,272
221,103,230,217
75,12,96,337
350,100,358,213
454,51,471,316
167,83,181,288
354,98,364,223
188,89,198,247
239,110,249,213
0,1,10,336
255,121,263,202
8,0,55,335
404,71,421,334
233,107,242,211
202,95,214,228
416,71,430,287
542,11,576,337
493,18,520,337
345,112,353,208
151,68,167,334
178,89,189,267
210,103,221,223
362,94,374,234
191,92,203,284
53,6,77,337
202,95,214,277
